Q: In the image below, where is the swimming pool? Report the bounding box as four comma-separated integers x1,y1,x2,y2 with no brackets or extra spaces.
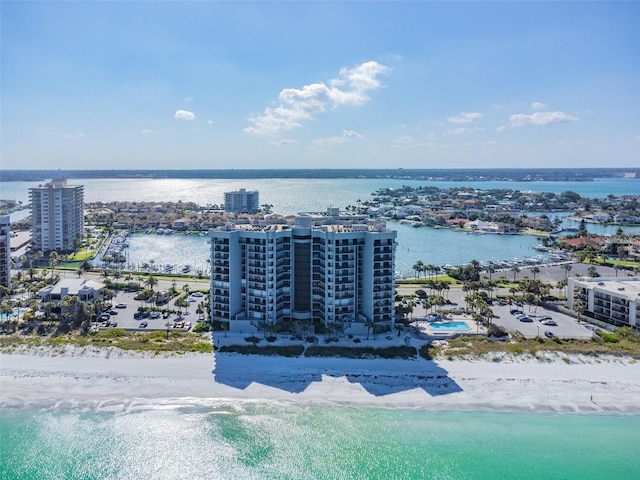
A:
429,321,470,332
0,308,28,320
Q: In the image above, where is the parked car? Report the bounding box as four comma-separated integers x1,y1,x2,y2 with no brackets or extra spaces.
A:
538,315,552,321
108,310,118,315
109,322,118,328
99,313,111,321
191,292,204,297
510,309,523,315
544,330,554,338
542,319,557,326
134,311,142,319
115,303,127,309
518,315,533,322
149,311,161,319
139,321,148,328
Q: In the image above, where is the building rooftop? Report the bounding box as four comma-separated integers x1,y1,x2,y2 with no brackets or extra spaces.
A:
574,276,640,301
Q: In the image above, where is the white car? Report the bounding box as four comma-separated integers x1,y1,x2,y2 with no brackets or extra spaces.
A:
542,319,557,326
149,311,161,319
115,303,127,309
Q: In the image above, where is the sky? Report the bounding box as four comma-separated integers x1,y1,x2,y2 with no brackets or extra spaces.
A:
1,1,639,170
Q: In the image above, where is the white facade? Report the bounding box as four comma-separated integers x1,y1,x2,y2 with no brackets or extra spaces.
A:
224,188,259,214
568,277,640,331
29,179,84,252
210,210,397,334
0,215,10,290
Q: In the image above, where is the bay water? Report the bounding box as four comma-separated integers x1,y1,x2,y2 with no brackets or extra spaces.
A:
3,176,638,274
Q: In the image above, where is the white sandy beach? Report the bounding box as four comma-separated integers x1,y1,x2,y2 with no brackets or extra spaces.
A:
2,340,639,414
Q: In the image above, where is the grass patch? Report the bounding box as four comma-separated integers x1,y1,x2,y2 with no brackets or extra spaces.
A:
428,333,640,360
1,330,213,354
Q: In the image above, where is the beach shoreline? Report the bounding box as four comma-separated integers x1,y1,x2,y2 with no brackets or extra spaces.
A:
2,345,639,415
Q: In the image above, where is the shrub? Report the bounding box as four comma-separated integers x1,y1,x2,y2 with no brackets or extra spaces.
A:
487,324,508,338
218,344,304,357
596,331,620,343
418,343,436,360
191,341,213,354
100,328,127,338
305,345,416,359
192,322,210,333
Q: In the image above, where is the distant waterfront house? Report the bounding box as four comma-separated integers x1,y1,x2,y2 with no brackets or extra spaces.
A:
37,278,106,304
562,236,606,250
568,277,640,332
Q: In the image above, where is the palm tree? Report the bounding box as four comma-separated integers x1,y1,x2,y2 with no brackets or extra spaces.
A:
572,286,586,323
530,266,540,281
562,264,573,278
510,265,521,282
412,261,424,280
365,320,375,340
48,251,60,279
145,275,159,292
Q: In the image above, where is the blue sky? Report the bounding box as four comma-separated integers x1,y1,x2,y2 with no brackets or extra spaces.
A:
2,1,639,170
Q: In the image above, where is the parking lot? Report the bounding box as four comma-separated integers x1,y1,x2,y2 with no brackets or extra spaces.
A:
489,301,594,340
94,290,207,333
398,284,596,340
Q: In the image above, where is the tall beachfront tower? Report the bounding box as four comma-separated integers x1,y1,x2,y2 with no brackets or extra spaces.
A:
210,208,397,335
29,178,84,252
0,215,10,290
224,188,260,214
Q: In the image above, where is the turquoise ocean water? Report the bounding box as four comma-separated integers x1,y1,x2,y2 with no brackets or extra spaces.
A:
2,403,640,480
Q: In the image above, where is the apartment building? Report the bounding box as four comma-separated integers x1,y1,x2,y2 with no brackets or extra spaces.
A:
224,188,260,214
568,277,640,331
210,208,397,335
0,215,10,290
29,179,84,252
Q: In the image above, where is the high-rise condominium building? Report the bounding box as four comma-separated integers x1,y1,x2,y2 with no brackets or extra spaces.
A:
210,208,397,335
29,179,84,252
0,215,10,290
224,188,260,214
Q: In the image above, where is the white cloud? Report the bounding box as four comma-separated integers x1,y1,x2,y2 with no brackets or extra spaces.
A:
447,112,483,124
141,129,158,135
311,130,364,148
444,127,485,135
174,110,196,121
64,132,86,140
52,131,86,140
184,96,193,103
207,119,214,125
509,111,577,127
270,138,299,146
531,102,547,110
245,61,390,136
496,126,508,133
392,135,435,149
